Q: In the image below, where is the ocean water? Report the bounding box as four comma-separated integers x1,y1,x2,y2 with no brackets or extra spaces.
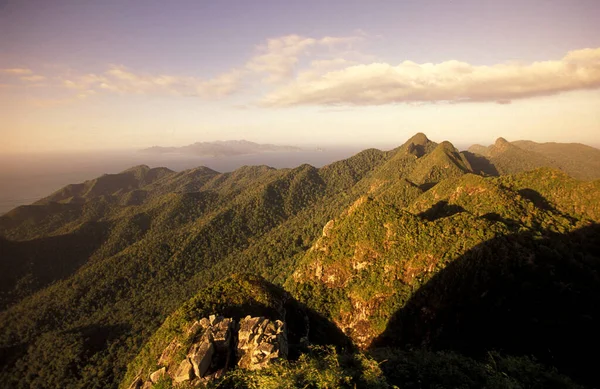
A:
0,148,363,215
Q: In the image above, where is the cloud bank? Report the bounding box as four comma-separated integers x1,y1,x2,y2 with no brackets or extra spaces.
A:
245,34,362,83
61,66,244,99
3,37,600,108
261,48,600,106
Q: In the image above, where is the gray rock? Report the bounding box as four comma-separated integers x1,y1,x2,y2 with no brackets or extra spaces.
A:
212,317,233,352
173,358,195,383
143,314,288,386
188,340,214,378
237,317,287,370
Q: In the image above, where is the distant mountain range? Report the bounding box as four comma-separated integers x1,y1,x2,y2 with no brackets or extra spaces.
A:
140,139,302,157
465,138,600,180
1,133,599,388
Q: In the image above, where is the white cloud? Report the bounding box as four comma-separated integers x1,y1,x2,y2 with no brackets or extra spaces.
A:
61,66,244,98
1,33,366,102
0,68,33,75
10,35,597,108
245,34,363,83
260,48,600,107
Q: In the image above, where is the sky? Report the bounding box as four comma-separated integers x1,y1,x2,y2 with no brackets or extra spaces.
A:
1,0,599,153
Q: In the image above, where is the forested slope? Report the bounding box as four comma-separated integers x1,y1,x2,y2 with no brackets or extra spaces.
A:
1,133,598,388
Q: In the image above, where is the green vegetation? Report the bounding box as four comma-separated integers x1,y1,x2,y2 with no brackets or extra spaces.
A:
466,138,600,180
210,347,581,389
0,133,598,388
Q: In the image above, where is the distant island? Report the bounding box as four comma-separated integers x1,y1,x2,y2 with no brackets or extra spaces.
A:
140,139,302,157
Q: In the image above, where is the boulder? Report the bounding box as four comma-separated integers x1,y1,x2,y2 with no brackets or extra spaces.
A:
188,340,214,378
212,317,233,351
141,314,288,385
149,367,166,384
173,358,194,383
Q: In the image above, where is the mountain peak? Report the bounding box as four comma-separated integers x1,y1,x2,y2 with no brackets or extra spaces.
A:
397,133,436,158
407,132,430,146
437,140,457,152
495,137,509,146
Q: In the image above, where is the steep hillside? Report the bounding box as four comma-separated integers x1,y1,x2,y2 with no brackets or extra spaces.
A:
0,142,397,389
122,274,581,389
0,134,597,388
287,169,600,385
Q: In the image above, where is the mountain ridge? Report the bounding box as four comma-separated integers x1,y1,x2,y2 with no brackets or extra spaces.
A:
0,133,598,388
465,138,600,180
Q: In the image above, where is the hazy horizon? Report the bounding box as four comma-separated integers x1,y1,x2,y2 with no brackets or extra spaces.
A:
0,146,366,215
2,0,599,210
1,133,599,215
1,0,599,154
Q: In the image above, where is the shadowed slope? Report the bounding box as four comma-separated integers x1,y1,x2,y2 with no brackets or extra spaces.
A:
372,223,600,387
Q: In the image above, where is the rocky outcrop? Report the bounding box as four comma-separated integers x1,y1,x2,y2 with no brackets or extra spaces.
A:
237,316,287,370
129,314,287,388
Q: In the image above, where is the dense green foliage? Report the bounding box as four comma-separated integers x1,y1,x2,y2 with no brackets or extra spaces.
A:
466,138,600,180
1,133,598,388
209,347,581,389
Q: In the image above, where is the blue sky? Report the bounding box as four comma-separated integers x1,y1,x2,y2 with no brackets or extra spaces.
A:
1,0,599,152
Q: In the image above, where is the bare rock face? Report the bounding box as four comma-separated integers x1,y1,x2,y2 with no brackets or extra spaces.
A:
237,316,288,370
127,314,286,388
